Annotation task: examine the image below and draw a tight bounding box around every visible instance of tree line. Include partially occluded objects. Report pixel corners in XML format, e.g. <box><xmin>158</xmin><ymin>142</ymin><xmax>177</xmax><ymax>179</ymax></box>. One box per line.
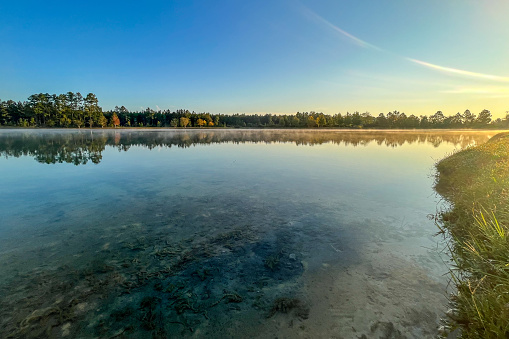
<box><xmin>1</xmin><ymin>92</ymin><xmax>508</xmax><ymax>129</ymax></box>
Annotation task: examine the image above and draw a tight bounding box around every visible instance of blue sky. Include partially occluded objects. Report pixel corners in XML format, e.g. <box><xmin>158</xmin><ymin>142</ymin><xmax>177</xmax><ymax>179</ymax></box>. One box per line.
<box><xmin>1</xmin><ymin>0</ymin><xmax>509</xmax><ymax>117</ymax></box>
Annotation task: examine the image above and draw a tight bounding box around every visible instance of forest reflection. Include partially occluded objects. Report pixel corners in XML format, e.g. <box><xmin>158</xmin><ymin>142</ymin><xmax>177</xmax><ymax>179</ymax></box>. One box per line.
<box><xmin>0</xmin><ymin>129</ymin><xmax>497</xmax><ymax>165</ymax></box>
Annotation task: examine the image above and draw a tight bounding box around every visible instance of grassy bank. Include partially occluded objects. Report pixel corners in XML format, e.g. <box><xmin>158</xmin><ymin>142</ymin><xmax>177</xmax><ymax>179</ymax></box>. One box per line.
<box><xmin>435</xmin><ymin>132</ymin><xmax>509</xmax><ymax>338</ymax></box>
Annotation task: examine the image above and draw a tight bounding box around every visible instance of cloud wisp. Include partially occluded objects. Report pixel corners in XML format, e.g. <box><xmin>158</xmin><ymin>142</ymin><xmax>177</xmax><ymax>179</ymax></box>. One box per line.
<box><xmin>300</xmin><ymin>5</ymin><xmax>382</xmax><ymax>51</ymax></box>
<box><xmin>302</xmin><ymin>5</ymin><xmax>509</xmax><ymax>84</ymax></box>
<box><xmin>408</xmin><ymin>58</ymin><xmax>509</xmax><ymax>83</ymax></box>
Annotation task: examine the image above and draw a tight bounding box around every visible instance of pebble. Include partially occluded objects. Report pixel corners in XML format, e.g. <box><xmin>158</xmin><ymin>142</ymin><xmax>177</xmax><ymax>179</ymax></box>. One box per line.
<box><xmin>289</xmin><ymin>253</ymin><xmax>296</xmax><ymax>260</ymax></box>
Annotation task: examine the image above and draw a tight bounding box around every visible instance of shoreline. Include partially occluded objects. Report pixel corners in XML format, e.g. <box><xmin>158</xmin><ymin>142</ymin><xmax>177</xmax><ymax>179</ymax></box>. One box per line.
<box><xmin>434</xmin><ymin>131</ymin><xmax>509</xmax><ymax>337</ymax></box>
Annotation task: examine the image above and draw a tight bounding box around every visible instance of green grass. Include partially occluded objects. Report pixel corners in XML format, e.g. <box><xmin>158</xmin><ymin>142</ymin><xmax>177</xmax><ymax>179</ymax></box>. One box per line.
<box><xmin>435</xmin><ymin>132</ymin><xmax>509</xmax><ymax>338</ymax></box>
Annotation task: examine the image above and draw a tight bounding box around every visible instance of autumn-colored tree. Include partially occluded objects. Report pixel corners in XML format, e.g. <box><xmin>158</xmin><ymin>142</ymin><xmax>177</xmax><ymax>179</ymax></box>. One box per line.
<box><xmin>98</xmin><ymin>115</ymin><xmax>108</xmax><ymax>128</ymax></box>
<box><xmin>111</xmin><ymin>113</ymin><xmax>120</xmax><ymax>128</ymax></box>
<box><xmin>208</xmin><ymin>121</ymin><xmax>214</xmax><ymax>127</ymax></box>
<box><xmin>180</xmin><ymin>117</ymin><xmax>190</xmax><ymax>128</ymax></box>
<box><xmin>316</xmin><ymin>114</ymin><xmax>326</xmax><ymax>127</ymax></box>
<box><xmin>196</xmin><ymin>118</ymin><xmax>205</xmax><ymax>127</ymax></box>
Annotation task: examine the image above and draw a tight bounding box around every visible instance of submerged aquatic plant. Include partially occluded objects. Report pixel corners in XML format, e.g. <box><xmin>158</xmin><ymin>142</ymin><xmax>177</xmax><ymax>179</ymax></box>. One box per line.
<box><xmin>266</xmin><ymin>297</ymin><xmax>309</xmax><ymax>320</ymax></box>
<box><xmin>264</xmin><ymin>252</ymin><xmax>281</xmax><ymax>271</ymax></box>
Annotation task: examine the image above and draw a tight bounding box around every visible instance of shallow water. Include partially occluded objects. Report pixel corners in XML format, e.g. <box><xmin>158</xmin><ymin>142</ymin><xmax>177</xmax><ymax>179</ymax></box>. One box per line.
<box><xmin>0</xmin><ymin>129</ymin><xmax>500</xmax><ymax>338</ymax></box>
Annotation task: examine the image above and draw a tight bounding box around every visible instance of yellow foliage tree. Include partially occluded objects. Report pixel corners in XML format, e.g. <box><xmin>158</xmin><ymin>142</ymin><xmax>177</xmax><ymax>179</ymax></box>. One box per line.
<box><xmin>179</xmin><ymin>117</ymin><xmax>190</xmax><ymax>128</ymax></box>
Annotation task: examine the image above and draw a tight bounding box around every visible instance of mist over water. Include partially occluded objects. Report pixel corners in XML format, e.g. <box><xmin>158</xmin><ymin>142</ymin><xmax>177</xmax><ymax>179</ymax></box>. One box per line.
<box><xmin>0</xmin><ymin>129</ymin><xmax>499</xmax><ymax>338</ymax></box>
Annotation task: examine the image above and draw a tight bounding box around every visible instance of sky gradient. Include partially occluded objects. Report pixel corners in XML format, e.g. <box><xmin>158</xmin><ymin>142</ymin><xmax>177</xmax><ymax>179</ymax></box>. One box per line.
<box><xmin>1</xmin><ymin>0</ymin><xmax>509</xmax><ymax>118</ymax></box>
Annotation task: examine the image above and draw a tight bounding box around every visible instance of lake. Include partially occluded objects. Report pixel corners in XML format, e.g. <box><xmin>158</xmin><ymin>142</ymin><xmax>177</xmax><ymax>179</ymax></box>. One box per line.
<box><xmin>0</xmin><ymin>129</ymin><xmax>499</xmax><ymax>338</ymax></box>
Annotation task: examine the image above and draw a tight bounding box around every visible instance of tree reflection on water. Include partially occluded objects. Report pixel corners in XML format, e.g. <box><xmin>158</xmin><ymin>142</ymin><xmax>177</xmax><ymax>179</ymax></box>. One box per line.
<box><xmin>0</xmin><ymin>129</ymin><xmax>497</xmax><ymax>165</ymax></box>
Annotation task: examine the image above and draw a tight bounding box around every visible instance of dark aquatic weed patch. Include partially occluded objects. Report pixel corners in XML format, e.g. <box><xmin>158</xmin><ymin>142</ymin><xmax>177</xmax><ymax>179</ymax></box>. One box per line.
<box><xmin>435</xmin><ymin>132</ymin><xmax>509</xmax><ymax>338</ymax></box>
<box><xmin>264</xmin><ymin>252</ymin><xmax>281</xmax><ymax>271</ymax></box>
<box><xmin>0</xmin><ymin>186</ymin><xmax>357</xmax><ymax>338</ymax></box>
<box><xmin>0</xmin><ymin>223</ymin><xmax>309</xmax><ymax>338</ymax></box>
<box><xmin>266</xmin><ymin>297</ymin><xmax>309</xmax><ymax>320</ymax></box>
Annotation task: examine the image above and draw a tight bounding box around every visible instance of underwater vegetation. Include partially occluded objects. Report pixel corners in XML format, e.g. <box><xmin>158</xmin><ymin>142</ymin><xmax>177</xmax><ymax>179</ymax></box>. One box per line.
<box><xmin>0</xmin><ymin>220</ymin><xmax>310</xmax><ymax>338</ymax></box>
<box><xmin>264</xmin><ymin>252</ymin><xmax>281</xmax><ymax>271</ymax></box>
<box><xmin>266</xmin><ymin>297</ymin><xmax>309</xmax><ymax>320</ymax></box>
